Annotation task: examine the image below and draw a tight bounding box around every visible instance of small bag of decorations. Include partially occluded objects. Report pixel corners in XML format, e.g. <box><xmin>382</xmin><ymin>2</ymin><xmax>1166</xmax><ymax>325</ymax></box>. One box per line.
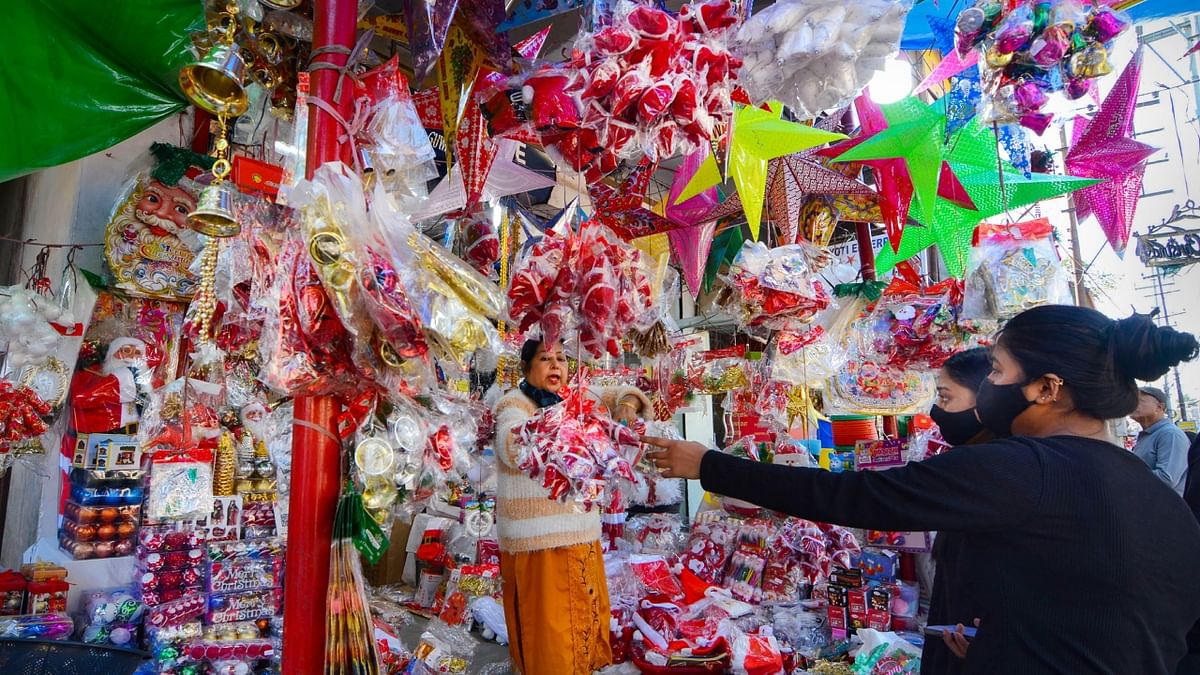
<box><xmin>692</xmin><ymin>346</ymin><xmax>751</xmax><ymax>395</ymax></box>
<box><xmin>858</xmin><ymin>263</ymin><xmax>964</xmax><ymax>369</ymax></box>
<box><xmin>358</xmin><ymin>56</ymin><xmax>439</xmax><ymax>196</ymax></box>
<box><xmin>962</xmin><ymin>218</ymin><xmax>1069</xmax><ymax>332</ymax></box>
<box><xmin>146</xmin><ymin>447</ymin><xmax>214</xmax><ymax>522</ymax></box>
<box><xmin>725</xmin><ymin>241</ymin><xmax>830</xmax><ymax>328</ymax></box>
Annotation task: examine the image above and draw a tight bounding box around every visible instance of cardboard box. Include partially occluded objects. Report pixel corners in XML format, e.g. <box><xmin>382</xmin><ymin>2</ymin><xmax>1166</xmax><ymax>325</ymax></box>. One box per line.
<box><xmin>364</xmin><ymin>516</ymin><xmax>415</xmax><ymax>587</ymax></box>
<box><xmin>868</xmin><ymin>608</ymin><xmax>892</xmax><ymax>631</ymax></box>
<box><xmin>866</xmin><ymin>530</ymin><xmax>933</xmax><ymax>553</ymax></box>
<box><xmin>854</xmin><ymin>439</ymin><xmax>906</xmax><ymax>471</ymax></box>
<box><xmin>827</xmin><ymin>604</ymin><xmax>849</xmax><ymax>638</ymax></box>
<box><xmin>827</xmin><ymin>583</ymin><xmax>849</xmax><ymax>608</ymax></box>
<box><xmin>854</xmin><ymin>549</ymin><xmax>899</xmax><ymax>582</ymax></box>
<box><xmin>848</xmin><ymin>587</ymin><xmax>868</xmax><ymax>613</ymax></box>
<box><xmin>829</xmin><ymin>567</ymin><xmax>864</xmax><ymax>588</ymax></box>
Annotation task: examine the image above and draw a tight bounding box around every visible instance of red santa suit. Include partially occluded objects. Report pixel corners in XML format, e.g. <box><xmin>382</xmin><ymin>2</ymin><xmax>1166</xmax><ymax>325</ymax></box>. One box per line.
<box><xmin>70</xmin><ymin>338</ymin><xmax>149</xmax><ymax>433</ymax></box>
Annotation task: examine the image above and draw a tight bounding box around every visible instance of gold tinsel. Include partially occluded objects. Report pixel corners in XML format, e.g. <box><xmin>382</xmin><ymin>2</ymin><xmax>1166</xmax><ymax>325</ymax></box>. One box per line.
<box><xmin>213</xmin><ymin>433</ymin><xmax>237</xmax><ymax>496</ymax></box>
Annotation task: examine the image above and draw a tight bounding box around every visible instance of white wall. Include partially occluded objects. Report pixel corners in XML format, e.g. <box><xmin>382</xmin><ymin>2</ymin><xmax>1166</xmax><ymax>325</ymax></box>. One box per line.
<box><xmin>2</xmin><ymin>113</ymin><xmax>191</xmax><ymax>591</ymax></box>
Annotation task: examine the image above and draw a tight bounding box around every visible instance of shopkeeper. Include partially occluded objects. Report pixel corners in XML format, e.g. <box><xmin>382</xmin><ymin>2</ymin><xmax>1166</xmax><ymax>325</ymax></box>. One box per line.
<box><xmin>493</xmin><ymin>339</ymin><xmax>650</xmax><ymax>675</ymax></box>
<box><xmin>645</xmin><ymin>305</ymin><xmax>1200</xmax><ymax>673</ymax></box>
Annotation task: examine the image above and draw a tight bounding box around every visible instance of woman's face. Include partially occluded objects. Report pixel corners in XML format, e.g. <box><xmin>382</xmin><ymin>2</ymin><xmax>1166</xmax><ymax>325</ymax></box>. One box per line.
<box><xmin>987</xmin><ymin>344</ymin><xmax>1026</xmax><ymax>386</ymax></box>
<box><xmin>525</xmin><ymin>342</ymin><xmax>566</xmax><ymax>391</ymax></box>
<box><xmin>936</xmin><ymin>368</ymin><xmax>978</xmax><ymax>413</ymax></box>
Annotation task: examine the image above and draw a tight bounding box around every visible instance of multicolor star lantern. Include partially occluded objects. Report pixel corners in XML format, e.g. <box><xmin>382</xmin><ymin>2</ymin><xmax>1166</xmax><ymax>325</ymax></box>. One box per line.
<box><xmin>662</xmin><ymin>147</ymin><xmax>720</xmax><ymax>298</ymax></box>
<box><xmin>700</xmin><ymin>151</ymin><xmax>874</xmax><ymax>245</ymax></box>
<box><xmin>680</xmin><ymin>103</ymin><xmax>847</xmax><ymax>240</ymax></box>
<box><xmin>1065</xmin><ymin>49</ymin><xmax>1157</xmax><ymax>256</ymax></box>
<box><xmin>875</xmin><ymin>117</ymin><xmax>1100</xmax><ymax>278</ymax></box>
<box><xmin>703</xmin><ymin>224</ymin><xmax>746</xmax><ymax>294</ymax></box>
<box><xmin>819</xmin><ymin>94</ymin><xmax>912</xmax><ymax>251</ymax></box>
<box><xmin>456</xmin><ymin>27</ymin><xmax>551</xmax><ymax>212</ymax></box>
<box><xmin>588</xmin><ymin>158</ymin><xmax>675</xmax><ymax>241</ymax></box>
<box><xmin>833</xmin><ymin>96</ymin><xmax>949</xmax><ymax>231</ymax></box>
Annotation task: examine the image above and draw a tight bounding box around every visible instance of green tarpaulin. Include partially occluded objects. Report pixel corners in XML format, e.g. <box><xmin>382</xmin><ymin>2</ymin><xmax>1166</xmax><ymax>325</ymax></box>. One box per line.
<box><xmin>0</xmin><ymin>1</ymin><xmax>204</xmax><ymax>183</ymax></box>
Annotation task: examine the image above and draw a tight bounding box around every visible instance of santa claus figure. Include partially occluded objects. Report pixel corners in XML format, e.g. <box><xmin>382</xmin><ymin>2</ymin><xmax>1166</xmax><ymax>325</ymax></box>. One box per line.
<box><xmin>104</xmin><ymin>176</ymin><xmax>200</xmax><ymax>300</ymax></box>
<box><xmin>70</xmin><ymin>338</ymin><xmax>153</xmax><ymax>434</ymax></box>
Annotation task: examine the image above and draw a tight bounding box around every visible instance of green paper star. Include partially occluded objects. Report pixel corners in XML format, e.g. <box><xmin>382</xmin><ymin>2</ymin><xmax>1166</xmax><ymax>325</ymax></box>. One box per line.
<box><xmin>703</xmin><ymin>225</ymin><xmax>745</xmax><ymax>293</ymax></box>
<box><xmin>875</xmin><ymin>119</ymin><xmax>1100</xmax><ymax>277</ymax></box>
<box><xmin>834</xmin><ymin>97</ymin><xmax>947</xmax><ymax>226</ymax></box>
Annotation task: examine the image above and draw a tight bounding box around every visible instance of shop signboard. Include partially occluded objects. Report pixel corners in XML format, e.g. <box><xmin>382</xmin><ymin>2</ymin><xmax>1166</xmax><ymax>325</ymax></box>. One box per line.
<box><xmin>1135</xmin><ymin>228</ymin><xmax>1200</xmax><ymax>268</ymax></box>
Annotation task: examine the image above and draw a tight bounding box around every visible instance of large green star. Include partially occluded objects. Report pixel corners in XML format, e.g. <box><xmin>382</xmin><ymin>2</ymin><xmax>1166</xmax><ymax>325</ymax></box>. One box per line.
<box><xmin>876</xmin><ymin>119</ymin><xmax>1100</xmax><ymax>278</ymax></box>
<box><xmin>834</xmin><ymin>97</ymin><xmax>948</xmax><ymax>226</ymax></box>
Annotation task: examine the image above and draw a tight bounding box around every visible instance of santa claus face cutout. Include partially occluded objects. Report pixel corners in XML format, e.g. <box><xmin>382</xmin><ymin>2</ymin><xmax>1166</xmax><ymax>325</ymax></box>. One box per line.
<box><xmin>104</xmin><ymin>176</ymin><xmax>200</xmax><ymax>301</ymax></box>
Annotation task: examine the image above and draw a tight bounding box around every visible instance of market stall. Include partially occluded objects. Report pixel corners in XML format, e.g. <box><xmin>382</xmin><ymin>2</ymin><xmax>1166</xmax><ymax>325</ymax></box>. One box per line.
<box><xmin>0</xmin><ymin>0</ymin><xmax>1181</xmax><ymax>673</ymax></box>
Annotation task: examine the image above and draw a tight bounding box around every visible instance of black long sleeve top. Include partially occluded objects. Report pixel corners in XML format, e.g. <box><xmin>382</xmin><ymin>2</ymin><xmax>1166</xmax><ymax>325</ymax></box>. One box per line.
<box><xmin>699</xmin><ymin>436</ymin><xmax>1200</xmax><ymax>674</ymax></box>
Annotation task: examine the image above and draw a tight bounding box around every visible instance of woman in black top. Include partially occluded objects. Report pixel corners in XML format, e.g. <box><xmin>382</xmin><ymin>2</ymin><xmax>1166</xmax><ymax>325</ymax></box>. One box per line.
<box><xmin>645</xmin><ymin>306</ymin><xmax>1200</xmax><ymax>674</ymax></box>
<box><xmin>924</xmin><ymin>347</ymin><xmax>992</xmax><ymax>675</ymax></box>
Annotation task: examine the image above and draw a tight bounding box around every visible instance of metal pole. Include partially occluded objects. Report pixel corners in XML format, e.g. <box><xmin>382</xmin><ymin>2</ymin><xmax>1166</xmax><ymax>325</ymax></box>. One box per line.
<box><xmin>1152</xmin><ymin>270</ymin><xmax>1189</xmax><ymax>421</ymax></box>
<box><xmin>1059</xmin><ymin>125</ymin><xmax>1090</xmax><ymax>308</ymax></box>
<box><xmin>282</xmin><ymin>0</ymin><xmax>356</xmax><ymax>672</ymax></box>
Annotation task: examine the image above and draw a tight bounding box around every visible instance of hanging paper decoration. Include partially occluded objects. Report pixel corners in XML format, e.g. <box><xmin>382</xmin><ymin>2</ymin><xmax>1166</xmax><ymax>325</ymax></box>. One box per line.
<box><xmin>996</xmin><ymin>123</ymin><xmax>1032</xmax><ymax>179</ymax></box>
<box><xmin>834</xmin><ymin>96</ymin><xmax>948</xmax><ymax>228</ymax></box>
<box><xmin>415</xmin><ymin>139</ymin><xmax>557</xmax><ymax>221</ymax></box>
<box><xmin>668</xmin><ymin>221</ymin><xmax>717</xmax><ymax>298</ymax></box>
<box><xmin>435</xmin><ymin>25</ymin><xmax>484</xmax><ymax>169</ymax></box>
<box><xmin>700</xmin><ymin>104</ymin><xmax>847</xmax><ymax>240</ymax></box>
<box><xmin>702</xmin><ymin>151</ymin><xmax>873</xmax><ymax>245</ymax></box>
<box><xmin>874</xmin><ymin>117</ymin><xmax>1099</xmax><ymax>277</ymax></box>
<box><xmin>1064</xmin><ymin>49</ymin><xmax>1156</xmax><ymax>256</ymax></box>
<box><xmin>407</xmin><ymin>0</ymin><xmax>460</xmax><ymax>84</ymax></box>
<box><xmin>664</xmin><ymin>147</ymin><xmax>719</xmax><ymax>227</ymax></box>
<box><xmin>588</xmin><ymin>159</ymin><xmax>676</xmax><ymax>241</ymax></box>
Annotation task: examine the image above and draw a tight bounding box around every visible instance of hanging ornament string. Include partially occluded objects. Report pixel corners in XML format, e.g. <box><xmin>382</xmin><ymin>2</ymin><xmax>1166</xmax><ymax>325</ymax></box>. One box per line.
<box><xmin>23</xmin><ymin>246</ymin><xmax>52</xmax><ymax>295</ymax></box>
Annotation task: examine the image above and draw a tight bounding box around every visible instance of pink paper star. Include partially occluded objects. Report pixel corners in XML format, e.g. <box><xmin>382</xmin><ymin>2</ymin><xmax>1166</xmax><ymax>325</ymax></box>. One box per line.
<box><xmin>1065</xmin><ymin>49</ymin><xmax>1157</xmax><ymax>256</ymax></box>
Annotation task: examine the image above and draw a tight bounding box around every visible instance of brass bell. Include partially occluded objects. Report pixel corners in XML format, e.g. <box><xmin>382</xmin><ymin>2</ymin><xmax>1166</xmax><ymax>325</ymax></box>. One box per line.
<box><xmin>179</xmin><ymin>43</ymin><xmax>249</xmax><ymax>117</ymax></box>
<box><xmin>188</xmin><ymin>181</ymin><xmax>242</xmax><ymax>237</ymax></box>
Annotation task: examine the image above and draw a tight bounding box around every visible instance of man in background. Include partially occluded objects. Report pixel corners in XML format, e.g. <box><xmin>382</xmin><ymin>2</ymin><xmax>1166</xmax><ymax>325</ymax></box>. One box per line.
<box><xmin>1131</xmin><ymin>386</ymin><xmax>1190</xmax><ymax>497</ymax></box>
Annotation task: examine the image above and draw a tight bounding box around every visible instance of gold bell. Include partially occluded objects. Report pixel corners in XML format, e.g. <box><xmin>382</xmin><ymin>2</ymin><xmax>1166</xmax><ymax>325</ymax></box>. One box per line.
<box><xmin>179</xmin><ymin>43</ymin><xmax>250</xmax><ymax>117</ymax></box>
<box><xmin>188</xmin><ymin>182</ymin><xmax>242</xmax><ymax>237</ymax></box>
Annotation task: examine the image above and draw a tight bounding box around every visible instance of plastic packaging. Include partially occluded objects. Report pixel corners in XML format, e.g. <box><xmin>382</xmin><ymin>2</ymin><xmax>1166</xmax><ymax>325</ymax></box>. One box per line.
<box><xmin>146</xmin><ymin>448</ymin><xmax>214</xmax><ymax>522</ymax></box>
<box><xmin>0</xmin><ymin>612</ymin><xmax>73</xmax><ymax>640</ymax></box>
<box><xmin>735</xmin><ymin>0</ymin><xmax>913</xmax><ymax>118</ymax></box>
<box><xmin>961</xmin><ymin>218</ymin><xmax>1069</xmax><ymax>332</ymax></box>
<box><xmin>858</xmin><ymin>267</ymin><xmax>964</xmax><ymax>369</ymax></box>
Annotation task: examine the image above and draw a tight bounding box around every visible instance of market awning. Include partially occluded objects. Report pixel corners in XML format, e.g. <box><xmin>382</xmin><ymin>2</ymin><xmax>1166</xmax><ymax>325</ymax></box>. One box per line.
<box><xmin>0</xmin><ymin>0</ymin><xmax>204</xmax><ymax>183</ymax></box>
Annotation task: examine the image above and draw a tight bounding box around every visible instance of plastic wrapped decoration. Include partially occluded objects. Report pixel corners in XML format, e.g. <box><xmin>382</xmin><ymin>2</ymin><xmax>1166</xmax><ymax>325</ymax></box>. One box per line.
<box><xmin>512</xmin><ymin>388</ymin><xmax>643</xmax><ymax>511</ymax></box>
<box><xmin>80</xmin><ymin>589</ymin><xmax>145</xmax><ymax>646</ymax></box>
<box><xmin>858</xmin><ymin>265</ymin><xmax>965</xmax><ymax>369</ymax></box>
<box><xmin>735</xmin><ymin>0</ymin><xmax>913</xmax><ymax>118</ymax></box>
<box><xmin>961</xmin><ymin>218</ymin><xmax>1068</xmax><ymax>334</ymax></box>
<box><xmin>725</xmin><ymin>241</ymin><xmax>831</xmax><ymax>330</ymax></box>
<box><xmin>0</xmin><ymin>613</ymin><xmax>74</xmax><ymax>640</ymax></box>
<box><xmin>146</xmin><ymin>447</ymin><xmax>215</xmax><ymax>522</ymax></box>
<box><xmin>505</xmin><ymin>220</ymin><xmax>658</xmax><ymax>359</ymax></box>
<box><xmin>955</xmin><ymin>0</ymin><xmax>1131</xmax><ymax>130</ymax></box>
<box><xmin>766</xmin><ymin>326</ymin><xmax>846</xmax><ymax>388</ymax></box>
<box><xmin>483</xmin><ymin>0</ymin><xmax>744</xmax><ymax>176</ymax></box>
<box><xmin>691</xmin><ymin>346</ymin><xmax>751</xmax><ymax>395</ymax></box>
<box><xmin>459</xmin><ymin>210</ymin><xmax>500</xmax><ymax>279</ymax></box>
<box><xmin>673</xmin><ymin>514</ymin><xmax>739</xmax><ymax>585</ymax></box>
<box><xmin>358</xmin><ymin>56</ymin><xmax>439</xmax><ymax>197</ymax></box>
<box><xmin>630</xmin><ymin>421</ymin><xmax>686</xmax><ymax>509</ymax></box>
<box><xmin>138</xmin><ymin>376</ymin><xmax>225</xmax><ymax>453</ymax></box>
<box><xmin>374</xmin><ymin>189</ymin><xmax>504</xmax><ymax>370</ymax></box>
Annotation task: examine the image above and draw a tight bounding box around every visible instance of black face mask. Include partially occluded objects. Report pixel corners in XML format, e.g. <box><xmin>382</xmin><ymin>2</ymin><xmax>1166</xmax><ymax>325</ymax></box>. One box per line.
<box><xmin>975</xmin><ymin>380</ymin><xmax>1033</xmax><ymax>437</ymax></box>
<box><xmin>930</xmin><ymin>405</ymin><xmax>985</xmax><ymax>446</ymax></box>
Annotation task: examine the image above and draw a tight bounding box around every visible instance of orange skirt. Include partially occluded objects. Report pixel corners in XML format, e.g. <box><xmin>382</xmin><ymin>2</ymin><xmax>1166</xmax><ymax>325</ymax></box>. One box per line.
<box><xmin>500</xmin><ymin>540</ymin><xmax>613</xmax><ymax>675</ymax></box>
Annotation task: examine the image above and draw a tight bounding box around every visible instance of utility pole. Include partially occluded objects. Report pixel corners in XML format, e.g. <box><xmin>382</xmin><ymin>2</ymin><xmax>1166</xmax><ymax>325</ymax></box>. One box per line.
<box><xmin>1135</xmin><ymin>269</ymin><xmax>1189</xmax><ymax>421</ymax></box>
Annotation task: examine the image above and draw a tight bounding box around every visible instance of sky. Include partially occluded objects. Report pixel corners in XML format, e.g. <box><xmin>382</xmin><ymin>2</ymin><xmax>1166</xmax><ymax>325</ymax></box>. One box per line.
<box><xmin>1041</xmin><ymin>14</ymin><xmax>1200</xmax><ymax>419</ymax></box>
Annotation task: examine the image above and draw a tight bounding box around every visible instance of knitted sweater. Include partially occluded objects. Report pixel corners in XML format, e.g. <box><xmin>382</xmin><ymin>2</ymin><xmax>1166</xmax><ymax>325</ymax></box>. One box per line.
<box><xmin>494</xmin><ymin>385</ymin><xmax>650</xmax><ymax>554</ymax></box>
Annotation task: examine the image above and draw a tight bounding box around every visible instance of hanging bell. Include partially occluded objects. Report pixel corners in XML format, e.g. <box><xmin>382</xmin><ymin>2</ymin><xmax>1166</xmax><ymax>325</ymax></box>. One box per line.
<box><xmin>179</xmin><ymin>43</ymin><xmax>249</xmax><ymax>117</ymax></box>
<box><xmin>188</xmin><ymin>182</ymin><xmax>242</xmax><ymax>237</ymax></box>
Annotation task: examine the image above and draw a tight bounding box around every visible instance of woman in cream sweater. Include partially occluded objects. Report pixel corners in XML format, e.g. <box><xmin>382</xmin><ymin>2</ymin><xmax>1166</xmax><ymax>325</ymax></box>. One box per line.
<box><xmin>494</xmin><ymin>339</ymin><xmax>649</xmax><ymax>675</ymax></box>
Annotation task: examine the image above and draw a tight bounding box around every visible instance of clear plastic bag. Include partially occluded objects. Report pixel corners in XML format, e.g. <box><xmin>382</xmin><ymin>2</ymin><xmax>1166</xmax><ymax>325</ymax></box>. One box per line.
<box><xmin>962</xmin><ymin>219</ymin><xmax>1069</xmax><ymax>332</ymax></box>
<box><xmin>735</xmin><ymin>0</ymin><xmax>912</xmax><ymax>118</ymax></box>
<box><xmin>146</xmin><ymin>447</ymin><xmax>214</xmax><ymax>522</ymax></box>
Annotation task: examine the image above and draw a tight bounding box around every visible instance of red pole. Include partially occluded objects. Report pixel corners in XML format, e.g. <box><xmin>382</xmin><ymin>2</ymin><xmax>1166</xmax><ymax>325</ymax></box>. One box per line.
<box><xmin>282</xmin><ymin>1</ymin><xmax>356</xmax><ymax>673</ymax></box>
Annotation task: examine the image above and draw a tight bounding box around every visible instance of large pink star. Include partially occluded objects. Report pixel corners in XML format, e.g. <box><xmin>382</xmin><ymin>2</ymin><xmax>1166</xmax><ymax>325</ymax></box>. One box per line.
<box><xmin>1065</xmin><ymin>49</ymin><xmax>1157</xmax><ymax>256</ymax></box>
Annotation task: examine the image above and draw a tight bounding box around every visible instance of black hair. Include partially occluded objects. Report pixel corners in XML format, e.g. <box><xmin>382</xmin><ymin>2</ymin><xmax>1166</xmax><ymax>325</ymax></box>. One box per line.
<box><xmin>519</xmin><ymin>339</ymin><xmax>541</xmax><ymax>374</ymax></box>
<box><xmin>997</xmin><ymin>305</ymin><xmax>1199</xmax><ymax>420</ymax></box>
<box><xmin>942</xmin><ymin>347</ymin><xmax>991</xmax><ymax>393</ymax></box>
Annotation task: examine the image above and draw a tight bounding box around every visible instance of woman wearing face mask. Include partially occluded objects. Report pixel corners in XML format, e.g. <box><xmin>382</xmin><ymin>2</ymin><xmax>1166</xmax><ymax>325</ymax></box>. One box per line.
<box><xmin>644</xmin><ymin>306</ymin><xmax>1200</xmax><ymax>673</ymax></box>
<box><xmin>494</xmin><ymin>339</ymin><xmax>649</xmax><ymax>675</ymax></box>
<box><xmin>923</xmin><ymin>347</ymin><xmax>991</xmax><ymax>675</ymax></box>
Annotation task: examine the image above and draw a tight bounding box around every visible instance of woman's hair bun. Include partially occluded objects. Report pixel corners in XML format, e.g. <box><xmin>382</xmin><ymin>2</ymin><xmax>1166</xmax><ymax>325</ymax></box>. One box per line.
<box><xmin>1110</xmin><ymin>312</ymin><xmax>1200</xmax><ymax>382</ymax></box>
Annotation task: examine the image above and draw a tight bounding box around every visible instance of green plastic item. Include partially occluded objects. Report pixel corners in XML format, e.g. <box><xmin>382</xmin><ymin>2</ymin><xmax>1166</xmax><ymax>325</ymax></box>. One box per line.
<box><xmin>0</xmin><ymin>1</ymin><xmax>204</xmax><ymax>183</ymax></box>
